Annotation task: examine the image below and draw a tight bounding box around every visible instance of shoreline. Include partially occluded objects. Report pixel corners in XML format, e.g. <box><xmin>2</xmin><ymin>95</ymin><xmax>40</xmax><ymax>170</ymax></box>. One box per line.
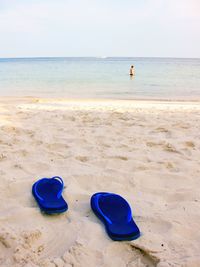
<box><xmin>1</xmin><ymin>95</ymin><xmax>200</xmax><ymax>103</ymax></box>
<box><xmin>1</xmin><ymin>95</ymin><xmax>200</xmax><ymax>105</ymax></box>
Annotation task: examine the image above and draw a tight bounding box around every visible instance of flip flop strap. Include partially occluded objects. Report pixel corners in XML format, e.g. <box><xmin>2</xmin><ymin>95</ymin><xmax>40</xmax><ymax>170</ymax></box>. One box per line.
<box><xmin>95</xmin><ymin>194</ymin><xmax>113</xmax><ymax>224</ymax></box>
<box><xmin>34</xmin><ymin>176</ymin><xmax>64</xmax><ymax>201</ymax></box>
<box><xmin>51</xmin><ymin>176</ymin><xmax>64</xmax><ymax>198</ymax></box>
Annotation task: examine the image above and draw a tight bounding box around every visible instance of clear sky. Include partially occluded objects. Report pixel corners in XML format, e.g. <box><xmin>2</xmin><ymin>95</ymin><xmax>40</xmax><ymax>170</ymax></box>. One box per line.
<box><xmin>0</xmin><ymin>0</ymin><xmax>199</xmax><ymax>58</ymax></box>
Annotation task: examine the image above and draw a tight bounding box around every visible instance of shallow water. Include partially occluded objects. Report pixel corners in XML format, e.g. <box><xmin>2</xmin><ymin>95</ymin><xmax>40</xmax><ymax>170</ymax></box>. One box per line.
<box><xmin>0</xmin><ymin>57</ymin><xmax>200</xmax><ymax>100</ymax></box>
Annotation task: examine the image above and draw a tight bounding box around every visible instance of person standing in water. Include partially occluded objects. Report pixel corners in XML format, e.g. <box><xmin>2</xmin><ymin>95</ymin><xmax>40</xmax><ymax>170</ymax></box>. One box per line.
<box><xmin>129</xmin><ymin>65</ymin><xmax>135</xmax><ymax>76</ymax></box>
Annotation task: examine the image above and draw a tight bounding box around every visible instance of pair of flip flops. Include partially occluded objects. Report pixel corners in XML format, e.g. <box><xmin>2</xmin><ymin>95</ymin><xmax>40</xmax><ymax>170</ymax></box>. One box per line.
<box><xmin>32</xmin><ymin>176</ymin><xmax>140</xmax><ymax>241</ymax></box>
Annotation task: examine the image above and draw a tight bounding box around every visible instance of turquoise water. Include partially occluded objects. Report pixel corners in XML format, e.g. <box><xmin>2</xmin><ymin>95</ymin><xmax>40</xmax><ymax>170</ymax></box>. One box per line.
<box><xmin>0</xmin><ymin>57</ymin><xmax>200</xmax><ymax>100</ymax></box>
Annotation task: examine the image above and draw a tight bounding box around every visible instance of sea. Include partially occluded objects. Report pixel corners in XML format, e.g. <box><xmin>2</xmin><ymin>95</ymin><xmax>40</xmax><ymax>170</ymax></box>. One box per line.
<box><xmin>0</xmin><ymin>57</ymin><xmax>200</xmax><ymax>100</ymax></box>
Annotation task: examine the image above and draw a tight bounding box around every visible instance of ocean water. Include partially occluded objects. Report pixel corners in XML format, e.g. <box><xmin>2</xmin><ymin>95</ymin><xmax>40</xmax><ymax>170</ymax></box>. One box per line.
<box><xmin>0</xmin><ymin>57</ymin><xmax>200</xmax><ymax>100</ymax></box>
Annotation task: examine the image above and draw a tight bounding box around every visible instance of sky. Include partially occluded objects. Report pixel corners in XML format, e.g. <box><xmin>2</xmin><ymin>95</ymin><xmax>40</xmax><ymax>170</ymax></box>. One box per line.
<box><xmin>0</xmin><ymin>0</ymin><xmax>199</xmax><ymax>58</ymax></box>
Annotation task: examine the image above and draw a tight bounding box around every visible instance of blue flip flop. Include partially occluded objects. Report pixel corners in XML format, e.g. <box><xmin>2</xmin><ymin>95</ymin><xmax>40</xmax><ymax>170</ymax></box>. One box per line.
<box><xmin>91</xmin><ymin>192</ymin><xmax>140</xmax><ymax>241</ymax></box>
<box><xmin>32</xmin><ymin>176</ymin><xmax>68</xmax><ymax>214</ymax></box>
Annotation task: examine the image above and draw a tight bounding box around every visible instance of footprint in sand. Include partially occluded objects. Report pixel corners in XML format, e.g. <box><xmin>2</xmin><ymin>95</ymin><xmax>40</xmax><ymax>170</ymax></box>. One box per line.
<box><xmin>184</xmin><ymin>141</ymin><xmax>195</xmax><ymax>148</ymax></box>
<box><xmin>162</xmin><ymin>143</ymin><xmax>180</xmax><ymax>154</ymax></box>
<box><xmin>111</xmin><ymin>156</ymin><xmax>128</xmax><ymax>161</ymax></box>
<box><xmin>156</xmin><ymin>127</ymin><xmax>168</xmax><ymax>132</ymax></box>
<box><xmin>75</xmin><ymin>156</ymin><xmax>89</xmax><ymax>163</ymax></box>
<box><xmin>47</xmin><ymin>143</ymin><xmax>69</xmax><ymax>151</ymax></box>
<box><xmin>101</xmin><ymin>143</ymin><xmax>111</xmax><ymax>148</ymax></box>
<box><xmin>146</xmin><ymin>141</ymin><xmax>160</xmax><ymax>148</ymax></box>
<box><xmin>137</xmin><ymin>165</ymin><xmax>149</xmax><ymax>171</ymax></box>
<box><xmin>117</xmin><ymin>156</ymin><xmax>128</xmax><ymax>161</ymax></box>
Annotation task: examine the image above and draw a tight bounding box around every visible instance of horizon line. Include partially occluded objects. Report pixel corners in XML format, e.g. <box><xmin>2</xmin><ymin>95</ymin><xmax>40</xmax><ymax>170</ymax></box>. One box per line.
<box><xmin>0</xmin><ymin>56</ymin><xmax>200</xmax><ymax>60</ymax></box>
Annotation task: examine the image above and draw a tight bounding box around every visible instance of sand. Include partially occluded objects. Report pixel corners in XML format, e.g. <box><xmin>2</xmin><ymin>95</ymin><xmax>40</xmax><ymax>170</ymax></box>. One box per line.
<box><xmin>0</xmin><ymin>97</ymin><xmax>200</xmax><ymax>267</ymax></box>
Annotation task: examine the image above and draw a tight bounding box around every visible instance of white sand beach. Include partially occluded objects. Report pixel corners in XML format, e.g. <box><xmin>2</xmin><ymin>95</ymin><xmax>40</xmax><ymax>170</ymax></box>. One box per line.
<box><xmin>0</xmin><ymin>97</ymin><xmax>200</xmax><ymax>267</ymax></box>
